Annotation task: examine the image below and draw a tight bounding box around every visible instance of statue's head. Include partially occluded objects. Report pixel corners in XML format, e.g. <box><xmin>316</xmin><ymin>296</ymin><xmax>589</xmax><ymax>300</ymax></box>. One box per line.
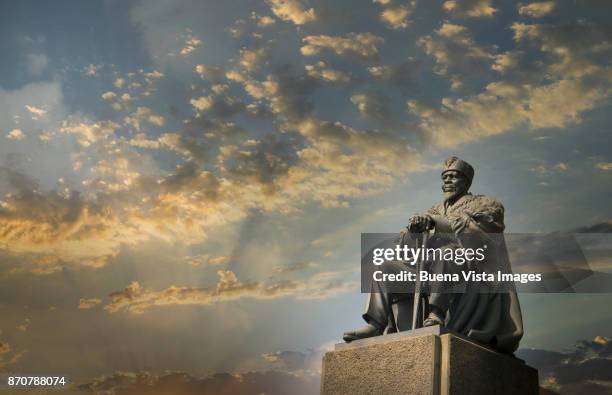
<box><xmin>441</xmin><ymin>156</ymin><xmax>473</xmax><ymax>202</ymax></box>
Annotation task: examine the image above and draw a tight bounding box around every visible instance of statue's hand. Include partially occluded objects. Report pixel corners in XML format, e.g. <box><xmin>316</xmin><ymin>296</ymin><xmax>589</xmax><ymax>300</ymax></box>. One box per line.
<box><xmin>408</xmin><ymin>214</ymin><xmax>435</xmax><ymax>233</ymax></box>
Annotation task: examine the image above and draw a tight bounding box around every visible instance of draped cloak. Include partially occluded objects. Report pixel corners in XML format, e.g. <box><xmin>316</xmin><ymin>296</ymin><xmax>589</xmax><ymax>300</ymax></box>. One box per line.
<box><xmin>423</xmin><ymin>193</ymin><xmax>524</xmax><ymax>353</ymax></box>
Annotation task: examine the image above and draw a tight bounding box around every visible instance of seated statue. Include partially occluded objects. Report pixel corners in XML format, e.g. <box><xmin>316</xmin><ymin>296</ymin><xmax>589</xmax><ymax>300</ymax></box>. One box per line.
<box><xmin>343</xmin><ymin>156</ymin><xmax>524</xmax><ymax>354</ymax></box>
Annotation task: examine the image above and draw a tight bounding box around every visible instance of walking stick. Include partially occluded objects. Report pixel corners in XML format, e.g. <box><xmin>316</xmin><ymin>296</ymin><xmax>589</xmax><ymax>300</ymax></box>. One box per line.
<box><xmin>411</xmin><ymin>230</ymin><xmax>430</xmax><ymax>330</ymax></box>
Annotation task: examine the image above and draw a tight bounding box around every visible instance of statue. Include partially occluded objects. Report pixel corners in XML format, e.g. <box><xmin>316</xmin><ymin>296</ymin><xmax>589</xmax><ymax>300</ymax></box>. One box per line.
<box><xmin>343</xmin><ymin>156</ymin><xmax>524</xmax><ymax>354</ymax></box>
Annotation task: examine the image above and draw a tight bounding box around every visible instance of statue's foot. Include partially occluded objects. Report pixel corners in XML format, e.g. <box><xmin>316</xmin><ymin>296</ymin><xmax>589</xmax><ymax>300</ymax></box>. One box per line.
<box><xmin>343</xmin><ymin>323</ymin><xmax>383</xmax><ymax>342</ymax></box>
<box><xmin>423</xmin><ymin>311</ymin><xmax>444</xmax><ymax>327</ymax></box>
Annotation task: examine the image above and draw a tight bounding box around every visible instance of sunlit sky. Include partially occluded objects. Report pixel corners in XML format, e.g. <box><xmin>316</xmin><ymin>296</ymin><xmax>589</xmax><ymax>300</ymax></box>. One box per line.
<box><xmin>0</xmin><ymin>0</ymin><xmax>611</xmax><ymax>393</ymax></box>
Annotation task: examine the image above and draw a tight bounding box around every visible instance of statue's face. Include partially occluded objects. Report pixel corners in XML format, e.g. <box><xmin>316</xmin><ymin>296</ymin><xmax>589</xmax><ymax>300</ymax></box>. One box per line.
<box><xmin>441</xmin><ymin>170</ymin><xmax>470</xmax><ymax>201</ymax></box>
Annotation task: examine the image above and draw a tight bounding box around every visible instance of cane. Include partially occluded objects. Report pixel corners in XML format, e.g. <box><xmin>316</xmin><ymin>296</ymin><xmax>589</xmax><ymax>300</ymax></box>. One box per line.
<box><xmin>411</xmin><ymin>229</ymin><xmax>430</xmax><ymax>330</ymax></box>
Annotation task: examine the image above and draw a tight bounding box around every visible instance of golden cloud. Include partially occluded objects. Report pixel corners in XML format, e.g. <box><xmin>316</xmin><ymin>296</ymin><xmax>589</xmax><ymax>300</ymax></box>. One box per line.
<box><xmin>518</xmin><ymin>1</ymin><xmax>557</xmax><ymax>18</ymax></box>
<box><xmin>104</xmin><ymin>269</ymin><xmax>357</xmax><ymax>314</ymax></box>
<box><xmin>267</xmin><ymin>0</ymin><xmax>317</xmax><ymax>25</ymax></box>
<box><xmin>443</xmin><ymin>0</ymin><xmax>497</xmax><ymax>18</ymax></box>
<box><xmin>301</xmin><ymin>33</ymin><xmax>384</xmax><ymax>60</ymax></box>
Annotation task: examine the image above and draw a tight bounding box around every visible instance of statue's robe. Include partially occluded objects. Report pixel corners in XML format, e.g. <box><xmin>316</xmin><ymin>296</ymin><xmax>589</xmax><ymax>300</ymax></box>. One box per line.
<box><xmin>363</xmin><ymin>193</ymin><xmax>523</xmax><ymax>354</ymax></box>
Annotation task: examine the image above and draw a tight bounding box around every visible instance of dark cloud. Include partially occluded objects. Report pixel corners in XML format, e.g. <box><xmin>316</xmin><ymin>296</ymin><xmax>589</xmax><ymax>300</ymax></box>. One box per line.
<box><xmin>512</xmin><ymin>20</ymin><xmax>612</xmax><ymax>78</ymax></box>
<box><xmin>418</xmin><ymin>23</ymin><xmax>494</xmax><ymax>78</ymax></box>
<box><xmin>367</xmin><ymin>59</ymin><xmax>422</xmax><ymax>94</ymax></box>
<box><xmin>195</xmin><ymin>64</ymin><xmax>227</xmax><ymax>83</ymax></box>
<box><xmin>350</xmin><ymin>92</ymin><xmax>392</xmax><ymax>122</ymax></box>
<box><xmin>77</xmin><ymin>369</ymin><xmax>319</xmax><ymax>395</ymax></box>
<box><xmin>159</xmin><ymin>161</ymin><xmax>220</xmax><ymax>200</ymax></box>
<box><xmin>162</xmin><ymin>117</ymin><xmax>249</xmax><ymax>163</ymax></box>
<box><xmin>218</xmin><ymin>134</ymin><xmax>301</xmax><ymax>187</ymax></box>
<box><xmin>491</xmin><ymin>49</ymin><xmax>548</xmax><ymax>83</ymax></box>
<box><xmin>518</xmin><ymin>335</ymin><xmax>612</xmax><ymax>394</ymax></box>
<box><xmin>0</xmin><ymin>166</ymin><xmax>106</xmax><ymax>247</ymax></box>
<box><xmin>571</xmin><ymin>221</ymin><xmax>612</xmax><ymax>233</ymax></box>
<box><xmin>270</xmin><ymin>72</ymin><xmax>319</xmax><ymax>120</ymax></box>
<box><xmin>190</xmin><ymin>93</ymin><xmax>246</xmax><ymax>119</ymax></box>
<box><xmin>241</xmin><ymin>68</ymin><xmax>320</xmax><ymax>121</ymax></box>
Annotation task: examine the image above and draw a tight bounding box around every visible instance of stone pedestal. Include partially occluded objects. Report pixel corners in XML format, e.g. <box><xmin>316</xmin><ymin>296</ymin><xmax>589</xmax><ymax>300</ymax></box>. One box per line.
<box><xmin>321</xmin><ymin>326</ymin><xmax>538</xmax><ymax>395</ymax></box>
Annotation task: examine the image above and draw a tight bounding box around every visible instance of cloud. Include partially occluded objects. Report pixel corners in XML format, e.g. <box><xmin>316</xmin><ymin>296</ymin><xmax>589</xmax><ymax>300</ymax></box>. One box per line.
<box><xmin>351</xmin><ymin>92</ymin><xmax>392</xmax><ymax>121</ymax></box>
<box><xmin>17</xmin><ymin>318</ymin><xmax>31</xmax><ymax>332</ymax></box>
<box><xmin>518</xmin><ymin>1</ymin><xmax>557</xmax><ymax>18</ymax></box>
<box><xmin>301</xmin><ymin>33</ymin><xmax>384</xmax><ymax>61</ymax></box>
<box><xmin>410</xmin><ymin>17</ymin><xmax>612</xmax><ymax>148</ymax></box>
<box><xmin>17</xmin><ymin>9</ymin><xmax>608</xmax><ymax>284</ymax></box>
<box><xmin>190</xmin><ymin>93</ymin><xmax>245</xmax><ymax>118</ymax></box>
<box><xmin>240</xmin><ymin>71</ymin><xmax>319</xmax><ymax>120</ymax></box>
<box><xmin>0</xmin><ymin>341</ymin><xmax>26</xmax><ymax>369</ymax></box>
<box><xmin>25</xmin><ymin>53</ymin><xmax>47</xmax><ymax>76</ymax></box>
<box><xmin>518</xmin><ymin>334</ymin><xmax>612</xmax><ymax>394</ymax></box>
<box><xmin>217</xmin><ymin>134</ymin><xmax>300</xmax><ymax>186</ymax></box>
<box><xmin>530</xmin><ymin>162</ymin><xmax>569</xmax><ymax>174</ymax></box>
<box><xmin>83</xmin><ymin>64</ymin><xmax>102</xmax><ymax>76</ymax></box>
<box><xmin>0</xmin><ymin>170</ymin><xmax>122</xmax><ymax>267</ymax></box>
<box><xmin>595</xmin><ymin>162</ymin><xmax>612</xmax><ymax>171</ymax></box>
<box><xmin>511</xmin><ymin>20</ymin><xmax>612</xmax><ymax>78</ymax></box>
<box><xmin>275</xmin><ymin>117</ymin><xmax>422</xmax><ymax>208</ymax></box>
<box><xmin>104</xmin><ymin>269</ymin><xmax>356</xmax><ymax>314</ymax></box>
<box><xmin>0</xmin><ymin>342</ymin><xmax>11</xmax><ymax>356</ymax></box>
<box><xmin>156</xmin><ymin>117</ymin><xmax>248</xmax><ymax>163</ymax></box>
<box><xmin>180</xmin><ymin>34</ymin><xmax>202</xmax><ymax>56</ymax></box>
<box><xmin>124</xmin><ymin>107</ymin><xmax>165</xmax><ymax>131</ymax></box>
<box><xmin>0</xmin><ymin>150</ymin><xmax>160</xmax><ymax>273</ymax></box>
<box><xmin>78</xmin><ymin>298</ymin><xmax>102</xmax><ymax>309</ymax></box>
<box><xmin>0</xmin><ymin>80</ymin><xmax>65</xmax><ymax>143</ymax></box>
<box><xmin>304</xmin><ymin>61</ymin><xmax>351</xmax><ymax>83</ymax></box>
<box><xmin>25</xmin><ymin>105</ymin><xmax>47</xmax><ymax>118</ymax></box>
<box><xmin>252</xmin><ymin>13</ymin><xmax>276</xmax><ymax>28</ymax></box>
<box><xmin>78</xmin><ymin>369</ymin><xmax>319</xmax><ymax>395</ymax></box>
<box><xmin>261</xmin><ymin>343</ymin><xmax>331</xmax><ymax>375</ymax></box>
<box><xmin>266</xmin><ymin>0</ymin><xmax>317</xmax><ymax>25</ymax></box>
<box><xmin>6</xmin><ymin>128</ymin><xmax>25</xmax><ymax>140</ymax></box>
<box><xmin>275</xmin><ymin>260</ymin><xmax>319</xmax><ymax>273</ymax></box>
<box><xmin>102</xmin><ymin>91</ymin><xmax>137</xmax><ymax>112</ymax></box>
<box><xmin>195</xmin><ymin>64</ymin><xmax>227</xmax><ymax>82</ymax></box>
<box><xmin>239</xmin><ymin>46</ymin><xmax>272</xmax><ymax>72</ymax></box>
<box><xmin>261</xmin><ymin>350</ymin><xmax>307</xmax><ymax>369</ymax></box>
<box><xmin>60</xmin><ymin>119</ymin><xmax>120</xmax><ymax>147</ymax></box>
<box><xmin>368</xmin><ymin>59</ymin><xmax>421</xmax><ymax>85</ymax></box>
<box><xmin>76</xmin><ymin>341</ymin><xmax>331</xmax><ymax>394</ymax></box>
<box><xmin>0</xmin><ymin>336</ymin><xmax>26</xmax><ymax>369</ymax></box>
<box><xmin>101</xmin><ymin>91</ymin><xmax>117</xmax><ymax>101</ymax></box>
<box><xmin>9</xmin><ymin>255</ymin><xmax>64</xmax><ymax>275</ymax></box>
<box><xmin>378</xmin><ymin>2</ymin><xmax>416</xmax><ymax>30</ymax></box>
<box><xmin>443</xmin><ymin>0</ymin><xmax>497</xmax><ymax>18</ymax></box>
<box><xmin>185</xmin><ymin>254</ymin><xmax>230</xmax><ymax>266</ymax></box>
<box><xmin>0</xmin><ymin>68</ymin><xmax>418</xmax><ymax>278</ymax></box>
<box><xmin>491</xmin><ymin>50</ymin><xmax>546</xmax><ymax>83</ymax></box>
<box><xmin>144</xmin><ymin>70</ymin><xmax>164</xmax><ymax>79</ymax></box>
<box><xmin>418</xmin><ymin>23</ymin><xmax>494</xmax><ymax>76</ymax></box>
<box><xmin>408</xmin><ymin>76</ymin><xmax>610</xmax><ymax>147</ymax></box>
<box><xmin>114</xmin><ymin>77</ymin><xmax>126</xmax><ymax>88</ymax></box>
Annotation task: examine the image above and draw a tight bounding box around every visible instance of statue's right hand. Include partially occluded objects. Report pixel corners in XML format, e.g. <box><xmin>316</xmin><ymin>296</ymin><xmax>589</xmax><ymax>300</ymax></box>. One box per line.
<box><xmin>408</xmin><ymin>214</ymin><xmax>434</xmax><ymax>233</ymax></box>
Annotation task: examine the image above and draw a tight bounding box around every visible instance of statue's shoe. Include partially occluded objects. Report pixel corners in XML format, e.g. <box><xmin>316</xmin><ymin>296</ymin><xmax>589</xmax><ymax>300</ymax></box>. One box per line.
<box><xmin>343</xmin><ymin>323</ymin><xmax>383</xmax><ymax>342</ymax></box>
<box><xmin>423</xmin><ymin>312</ymin><xmax>444</xmax><ymax>327</ymax></box>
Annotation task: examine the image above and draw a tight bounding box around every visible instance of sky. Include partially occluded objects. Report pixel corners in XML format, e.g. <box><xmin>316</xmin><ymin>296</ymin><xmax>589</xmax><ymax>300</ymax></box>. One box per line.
<box><xmin>0</xmin><ymin>0</ymin><xmax>611</xmax><ymax>394</ymax></box>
